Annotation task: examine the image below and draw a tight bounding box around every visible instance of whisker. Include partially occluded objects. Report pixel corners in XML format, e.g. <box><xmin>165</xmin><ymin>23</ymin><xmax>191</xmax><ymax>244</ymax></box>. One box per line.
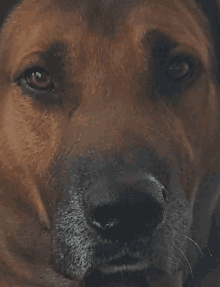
<box><xmin>175</xmin><ymin>246</ymin><xmax>193</xmax><ymax>278</ymax></box>
<box><xmin>185</xmin><ymin>236</ymin><xmax>204</xmax><ymax>257</ymax></box>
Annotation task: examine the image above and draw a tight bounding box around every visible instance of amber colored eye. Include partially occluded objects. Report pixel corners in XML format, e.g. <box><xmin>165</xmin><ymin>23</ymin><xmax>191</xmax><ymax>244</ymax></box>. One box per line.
<box><xmin>166</xmin><ymin>56</ymin><xmax>194</xmax><ymax>81</ymax></box>
<box><xmin>24</xmin><ymin>67</ymin><xmax>54</xmax><ymax>91</ymax></box>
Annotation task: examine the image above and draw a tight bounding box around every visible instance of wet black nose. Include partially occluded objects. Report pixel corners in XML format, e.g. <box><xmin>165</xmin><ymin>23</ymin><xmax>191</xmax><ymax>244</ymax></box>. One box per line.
<box><xmin>83</xmin><ymin>176</ymin><xmax>166</xmax><ymax>242</ymax></box>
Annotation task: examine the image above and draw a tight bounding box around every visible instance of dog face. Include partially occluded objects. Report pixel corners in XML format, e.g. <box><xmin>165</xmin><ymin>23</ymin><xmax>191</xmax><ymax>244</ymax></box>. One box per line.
<box><xmin>0</xmin><ymin>0</ymin><xmax>220</xmax><ymax>286</ymax></box>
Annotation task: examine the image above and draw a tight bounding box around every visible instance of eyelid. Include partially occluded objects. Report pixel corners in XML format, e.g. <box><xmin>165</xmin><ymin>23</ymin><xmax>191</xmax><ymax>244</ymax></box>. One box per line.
<box><xmin>11</xmin><ymin>53</ymin><xmax>45</xmax><ymax>82</ymax></box>
<box><xmin>169</xmin><ymin>45</ymin><xmax>201</xmax><ymax>60</ymax></box>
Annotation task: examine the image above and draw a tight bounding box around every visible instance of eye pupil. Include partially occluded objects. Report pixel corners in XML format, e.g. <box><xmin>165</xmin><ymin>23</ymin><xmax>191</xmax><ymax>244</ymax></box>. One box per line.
<box><xmin>25</xmin><ymin>68</ymin><xmax>53</xmax><ymax>90</ymax></box>
<box><xmin>166</xmin><ymin>57</ymin><xmax>193</xmax><ymax>81</ymax></box>
<box><xmin>35</xmin><ymin>71</ymin><xmax>42</xmax><ymax>79</ymax></box>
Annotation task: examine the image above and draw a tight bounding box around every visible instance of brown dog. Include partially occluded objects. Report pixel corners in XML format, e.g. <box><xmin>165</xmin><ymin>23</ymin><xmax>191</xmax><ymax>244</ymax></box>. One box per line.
<box><xmin>1</xmin><ymin>0</ymin><xmax>220</xmax><ymax>286</ymax></box>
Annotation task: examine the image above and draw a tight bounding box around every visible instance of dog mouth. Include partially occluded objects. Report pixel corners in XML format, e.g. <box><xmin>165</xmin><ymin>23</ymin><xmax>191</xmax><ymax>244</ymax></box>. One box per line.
<box><xmin>85</xmin><ymin>256</ymin><xmax>152</xmax><ymax>287</ymax></box>
<box><xmin>85</xmin><ymin>250</ymin><xmax>182</xmax><ymax>287</ymax></box>
<box><xmin>82</xmin><ymin>252</ymin><xmax>153</xmax><ymax>287</ymax></box>
<box><xmin>85</xmin><ymin>262</ymin><xmax>182</xmax><ymax>287</ymax></box>
<box><xmin>84</xmin><ymin>261</ymin><xmax>163</xmax><ymax>287</ymax></box>
<box><xmin>98</xmin><ymin>255</ymin><xmax>151</xmax><ymax>274</ymax></box>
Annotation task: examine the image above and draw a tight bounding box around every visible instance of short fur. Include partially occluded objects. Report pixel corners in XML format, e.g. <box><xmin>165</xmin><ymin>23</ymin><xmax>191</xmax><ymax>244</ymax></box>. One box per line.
<box><xmin>1</xmin><ymin>0</ymin><xmax>220</xmax><ymax>286</ymax></box>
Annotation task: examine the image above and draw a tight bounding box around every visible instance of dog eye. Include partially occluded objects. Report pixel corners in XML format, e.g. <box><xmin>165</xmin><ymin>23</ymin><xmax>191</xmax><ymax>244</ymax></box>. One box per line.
<box><xmin>166</xmin><ymin>56</ymin><xmax>194</xmax><ymax>81</ymax></box>
<box><xmin>24</xmin><ymin>67</ymin><xmax>54</xmax><ymax>91</ymax></box>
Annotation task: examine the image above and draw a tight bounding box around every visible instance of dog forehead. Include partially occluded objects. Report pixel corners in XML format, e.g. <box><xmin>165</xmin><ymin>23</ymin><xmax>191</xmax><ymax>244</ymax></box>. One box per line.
<box><xmin>9</xmin><ymin>0</ymin><xmax>206</xmax><ymax>35</ymax></box>
<box><xmin>6</xmin><ymin>0</ymin><xmax>210</xmax><ymax>65</ymax></box>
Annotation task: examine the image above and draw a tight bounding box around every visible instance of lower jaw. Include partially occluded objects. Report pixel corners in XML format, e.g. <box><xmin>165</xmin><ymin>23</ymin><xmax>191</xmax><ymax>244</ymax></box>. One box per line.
<box><xmin>83</xmin><ymin>268</ymin><xmax>183</xmax><ymax>287</ymax></box>
<box><xmin>84</xmin><ymin>269</ymin><xmax>151</xmax><ymax>287</ymax></box>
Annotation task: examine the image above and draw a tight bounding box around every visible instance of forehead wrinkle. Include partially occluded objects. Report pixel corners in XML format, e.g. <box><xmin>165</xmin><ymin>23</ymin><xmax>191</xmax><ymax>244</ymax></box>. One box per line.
<box><xmin>123</xmin><ymin>2</ymin><xmax>210</xmax><ymax>67</ymax></box>
<box><xmin>5</xmin><ymin>8</ymin><xmax>86</xmax><ymax>70</ymax></box>
<box><xmin>3</xmin><ymin>0</ymin><xmax>212</xmax><ymax>78</ymax></box>
<box><xmin>127</xmin><ymin>1</ymin><xmax>208</xmax><ymax>43</ymax></box>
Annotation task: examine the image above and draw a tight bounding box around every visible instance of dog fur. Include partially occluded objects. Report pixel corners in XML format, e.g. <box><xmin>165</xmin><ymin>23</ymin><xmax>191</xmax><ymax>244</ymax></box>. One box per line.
<box><xmin>1</xmin><ymin>0</ymin><xmax>220</xmax><ymax>286</ymax></box>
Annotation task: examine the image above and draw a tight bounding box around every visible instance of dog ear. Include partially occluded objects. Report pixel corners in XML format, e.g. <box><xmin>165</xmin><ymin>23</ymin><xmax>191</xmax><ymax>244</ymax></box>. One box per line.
<box><xmin>196</xmin><ymin>0</ymin><xmax>220</xmax><ymax>87</ymax></box>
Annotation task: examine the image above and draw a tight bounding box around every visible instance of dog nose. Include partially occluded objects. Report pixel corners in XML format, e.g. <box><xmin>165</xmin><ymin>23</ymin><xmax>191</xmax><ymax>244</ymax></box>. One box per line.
<box><xmin>83</xmin><ymin>176</ymin><xmax>166</xmax><ymax>242</ymax></box>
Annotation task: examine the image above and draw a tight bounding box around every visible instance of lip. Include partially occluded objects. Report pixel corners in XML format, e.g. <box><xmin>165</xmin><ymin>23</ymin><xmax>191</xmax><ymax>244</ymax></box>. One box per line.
<box><xmin>99</xmin><ymin>259</ymin><xmax>151</xmax><ymax>274</ymax></box>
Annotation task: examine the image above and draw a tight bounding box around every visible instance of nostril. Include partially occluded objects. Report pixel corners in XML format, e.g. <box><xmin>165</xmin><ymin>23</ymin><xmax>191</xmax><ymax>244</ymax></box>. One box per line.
<box><xmin>88</xmin><ymin>213</ymin><xmax>120</xmax><ymax>230</ymax></box>
<box><xmin>87</xmin><ymin>195</ymin><xmax>164</xmax><ymax>241</ymax></box>
<box><xmin>88</xmin><ymin>204</ymin><xmax>120</xmax><ymax>231</ymax></box>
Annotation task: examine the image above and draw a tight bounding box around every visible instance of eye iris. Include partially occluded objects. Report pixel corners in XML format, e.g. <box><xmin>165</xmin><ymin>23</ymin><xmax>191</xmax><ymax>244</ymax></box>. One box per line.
<box><xmin>166</xmin><ymin>58</ymin><xmax>192</xmax><ymax>80</ymax></box>
<box><xmin>25</xmin><ymin>68</ymin><xmax>53</xmax><ymax>90</ymax></box>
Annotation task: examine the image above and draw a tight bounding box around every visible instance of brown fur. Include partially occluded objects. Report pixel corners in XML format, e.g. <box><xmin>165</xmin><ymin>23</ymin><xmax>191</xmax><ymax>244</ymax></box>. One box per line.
<box><xmin>1</xmin><ymin>0</ymin><xmax>220</xmax><ymax>286</ymax></box>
